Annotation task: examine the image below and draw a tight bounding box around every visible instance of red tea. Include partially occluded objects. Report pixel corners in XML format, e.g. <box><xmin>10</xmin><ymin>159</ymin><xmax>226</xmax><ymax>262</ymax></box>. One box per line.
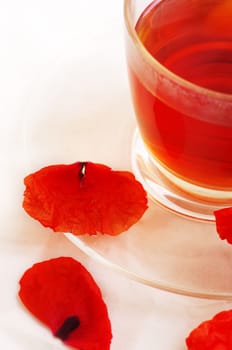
<box><xmin>129</xmin><ymin>0</ymin><xmax>232</xmax><ymax>190</ymax></box>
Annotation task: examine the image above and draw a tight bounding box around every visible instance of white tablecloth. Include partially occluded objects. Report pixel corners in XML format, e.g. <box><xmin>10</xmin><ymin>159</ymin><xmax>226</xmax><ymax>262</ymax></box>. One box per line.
<box><xmin>1</xmin><ymin>1</ymin><xmax>232</xmax><ymax>349</ymax></box>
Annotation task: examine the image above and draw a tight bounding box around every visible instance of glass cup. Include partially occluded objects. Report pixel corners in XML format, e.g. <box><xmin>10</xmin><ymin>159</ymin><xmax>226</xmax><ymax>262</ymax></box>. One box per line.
<box><xmin>124</xmin><ymin>0</ymin><xmax>232</xmax><ymax>221</ymax></box>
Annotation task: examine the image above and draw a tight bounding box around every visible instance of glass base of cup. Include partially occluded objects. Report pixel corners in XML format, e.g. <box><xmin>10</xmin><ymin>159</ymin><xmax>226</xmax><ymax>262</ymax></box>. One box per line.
<box><xmin>131</xmin><ymin>129</ymin><xmax>232</xmax><ymax>222</ymax></box>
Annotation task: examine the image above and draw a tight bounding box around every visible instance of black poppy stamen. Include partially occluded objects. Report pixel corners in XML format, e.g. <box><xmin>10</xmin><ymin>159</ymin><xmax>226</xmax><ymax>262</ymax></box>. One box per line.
<box><xmin>78</xmin><ymin>162</ymin><xmax>87</xmax><ymax>181</ymax></box>
<box><xmin>55</xmin><ymin>315</ymin><xmax>80</xmax><ymax>341</ymax></box>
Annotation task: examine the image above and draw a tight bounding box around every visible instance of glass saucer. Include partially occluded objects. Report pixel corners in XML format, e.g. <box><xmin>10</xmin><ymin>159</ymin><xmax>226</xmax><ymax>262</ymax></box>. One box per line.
<box><xmin>22</xmin><ymin>61</ymin><xmax>232</xmax><ymax>300</ymax></box>
<box><xmin>65</xmin><ymin>202</ymin><xmax>232</xmax><ymax>300</ymax></box>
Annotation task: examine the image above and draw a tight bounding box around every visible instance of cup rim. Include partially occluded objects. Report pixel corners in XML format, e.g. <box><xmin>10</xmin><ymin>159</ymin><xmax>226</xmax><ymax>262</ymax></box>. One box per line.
<box><xmin>124</xmin><ymin>0</ymin><xmax>232</xmax><ymax>101</ymax></box>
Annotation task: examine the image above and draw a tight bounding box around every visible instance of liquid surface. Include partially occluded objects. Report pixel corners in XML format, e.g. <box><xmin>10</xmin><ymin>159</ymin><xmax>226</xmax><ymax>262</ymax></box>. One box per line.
<box><xmin>138</xmin><ymin>0</ymin><xmax>232</xmax><ymax>93</ymax></box>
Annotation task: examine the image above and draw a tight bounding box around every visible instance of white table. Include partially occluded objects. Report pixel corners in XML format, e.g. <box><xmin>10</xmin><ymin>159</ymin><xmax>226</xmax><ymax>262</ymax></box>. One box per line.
<box><xmin>1</xmin><ymin>1</ymin><xmax>232</xmax><ymax>349</ymax></box>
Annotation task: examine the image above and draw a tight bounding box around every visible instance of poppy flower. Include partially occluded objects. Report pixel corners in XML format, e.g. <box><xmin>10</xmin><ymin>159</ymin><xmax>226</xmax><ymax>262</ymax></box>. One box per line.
<box><xmin>186</xmin><ymin>309</ymin><xmax>232</xmax><ymax>350</ymax></box>
<box><xmin>18</xmin><ymin>257</ymin><xmax>112</xmax><ymax>350</ymax></box>
<box><xmin>214</xmin><ymin>207</ymin><xmax>232</xmax><ymax>244</ymax></box>
<box><xmin>23</xmin><ymin>161</ymin><xmax>148</xmax><ymax>236</ymax></box>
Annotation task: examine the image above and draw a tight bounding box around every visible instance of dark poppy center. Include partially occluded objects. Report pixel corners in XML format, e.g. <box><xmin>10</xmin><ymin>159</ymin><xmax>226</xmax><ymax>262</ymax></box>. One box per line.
<box><xmin>55</xmin><ymin>315</ymin><xmax>80</xmax><ymax>341</ymax></box>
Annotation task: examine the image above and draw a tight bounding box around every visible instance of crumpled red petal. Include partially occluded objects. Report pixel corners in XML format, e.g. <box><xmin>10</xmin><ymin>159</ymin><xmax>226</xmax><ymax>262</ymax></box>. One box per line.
<box><xmin>186</xmin><ymin>309</ymin><xmax>232</xmax><ymax>350</ymax></box>
<box><xmin>214</xmin><ymin>207</ymin><xmax>232</xmax><ymax>244</ymax></box>
<box><xmin>23</xmin><ymin>162</ymin><xmax>148</xmax><ymax>235</ymax></box>
<box><xmin>18</xmin><ymin>257</ymin><xmax>112</xmax><ymax>350</ymax></box>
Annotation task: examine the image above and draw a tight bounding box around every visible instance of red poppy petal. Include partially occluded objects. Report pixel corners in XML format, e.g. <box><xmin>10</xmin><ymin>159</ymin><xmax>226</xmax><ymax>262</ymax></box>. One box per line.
<box><xmin>19</xmin><ymin>257</ymin><xmax>112</xmax><ymax>350</ymax></box>
<box><xmin>214</xmin><ymin>207</ymin><xmax>232</xmax><ymax>244</ymax></box>
<box><xmin>186</xmin><ymin>309</ymin><xmax>232</xmax><ymax>350</ymax></box>
<box><xmin>23</xmin><ymin>162</ymin><xmax>148</xmax><ymax>235</ymax></box>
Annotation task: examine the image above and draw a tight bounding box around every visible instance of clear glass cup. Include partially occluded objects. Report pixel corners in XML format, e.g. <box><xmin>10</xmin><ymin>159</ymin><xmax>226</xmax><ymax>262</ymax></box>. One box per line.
<box><xmin>124</xmin><ymin>0</ymin><xmax>232</xmax><ymax>221</ymax></box>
